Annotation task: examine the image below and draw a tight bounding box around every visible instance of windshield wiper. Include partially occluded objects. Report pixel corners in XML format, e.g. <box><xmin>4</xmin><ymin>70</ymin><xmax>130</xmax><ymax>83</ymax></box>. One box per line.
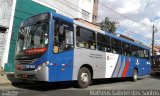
<box><xmin>31</xmin><ymin>21</ymin><xmax>41</xmax><ymax>35</ymax></box>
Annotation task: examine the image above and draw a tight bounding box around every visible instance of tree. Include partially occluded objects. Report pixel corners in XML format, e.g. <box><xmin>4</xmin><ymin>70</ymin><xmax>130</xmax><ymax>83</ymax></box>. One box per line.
<box><xmin>99</xmin><ymin>17</ymin><xmax>118</xmax><ymax>34</ymax></box>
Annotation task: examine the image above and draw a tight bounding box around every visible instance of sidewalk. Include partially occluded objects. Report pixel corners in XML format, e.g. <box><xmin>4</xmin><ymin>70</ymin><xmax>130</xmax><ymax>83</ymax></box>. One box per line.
<box><xmin>0</xmin><ymin>72</ymin><xmax>24</xmax><ymax>86</ymax></box>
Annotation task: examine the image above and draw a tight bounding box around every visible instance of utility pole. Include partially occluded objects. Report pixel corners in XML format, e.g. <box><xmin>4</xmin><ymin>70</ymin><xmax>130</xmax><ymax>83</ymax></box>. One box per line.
<box><xmin>152</xmin><ymin>25</ymin><xmax>157</xmax><ymax>65</ymax></box>
<box><xmin>152</xmin><ymin>25</ymin><xmax>155</xmax><ymax>56</ymax></box>
<box><xmin>152</xmin><ymin>25</ymin><xmax>158</xmax><ymax>56</ymax></box>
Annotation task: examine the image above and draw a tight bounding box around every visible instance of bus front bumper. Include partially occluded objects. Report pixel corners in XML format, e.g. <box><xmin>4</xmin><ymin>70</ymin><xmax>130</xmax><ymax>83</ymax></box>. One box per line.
<box><xmin>15</xmin><ymin>66</ymin><xmax>49</xmax><ymax>81</ymax></box>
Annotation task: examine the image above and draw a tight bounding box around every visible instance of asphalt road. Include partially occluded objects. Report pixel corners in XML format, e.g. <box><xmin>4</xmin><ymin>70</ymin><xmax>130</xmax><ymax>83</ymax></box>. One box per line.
<box><xmin>0</xmin><ymin>75</ymin><xmax>160</xmax><ymax>96</ymax></box>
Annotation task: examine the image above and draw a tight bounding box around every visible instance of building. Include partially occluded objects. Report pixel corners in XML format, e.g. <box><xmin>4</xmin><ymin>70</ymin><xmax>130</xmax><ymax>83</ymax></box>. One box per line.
<box><xmin>117</xmin><ymin>34</ymin><xmax>149</xmax><ymax>48</ymax></box>
<box><xmin>1</xmin><ymin>0</ymin><xmax>98</xmax><ymax>72</ymax></box>
<box><xmin>118</xmin><ymin>34</ymin><xmax>135</xmax><ymax>42</ymax></box>
<box><xmin>92</xmin><ymin>0</ymin><xmax>99</xmax><ymax>23</ymax></box>
<box><xmin>34</xmin><ymin>0</ymin><xmax>98</xmax><ymax>22</ymax></box>
<box><xmin>0</xmin><ymin>0</ymin><xmax>16</xmax><ymax>72</ymax></box>
<box><xmin>154</xmin><ymin>46</ymin><xmax>160</xmax><ymax>55</ymax></box>
<box><xmin>75</xmin><ymin>18</ymin><xmax>100</xmax><ymax>29</ymax></box>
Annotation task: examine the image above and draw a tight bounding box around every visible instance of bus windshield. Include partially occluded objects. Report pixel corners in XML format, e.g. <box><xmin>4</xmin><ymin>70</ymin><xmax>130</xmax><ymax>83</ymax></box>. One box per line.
<box><xmin>16</xmin><ymin>13</ymin><xmax>50</xmax><ymax>56</ymax></box>
<box><xmin>16</xmin><ymin>22</ymin><xmax>49</xmax><ymax>55</ymax></box>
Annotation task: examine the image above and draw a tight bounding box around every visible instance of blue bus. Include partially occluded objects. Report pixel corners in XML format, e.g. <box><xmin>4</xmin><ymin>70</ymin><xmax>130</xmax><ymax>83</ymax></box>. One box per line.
<box><xmin>15</xmin><ymin>12</ymin><xmax>151</xmax><ymax>88</ymax></box>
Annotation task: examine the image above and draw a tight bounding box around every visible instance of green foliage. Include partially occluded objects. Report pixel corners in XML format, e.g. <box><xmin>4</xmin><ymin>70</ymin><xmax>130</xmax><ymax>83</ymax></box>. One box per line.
<box><xmin>99</xmin><ymin>17</ymin><xmax>118</xmax><ymax>34</ymax></box>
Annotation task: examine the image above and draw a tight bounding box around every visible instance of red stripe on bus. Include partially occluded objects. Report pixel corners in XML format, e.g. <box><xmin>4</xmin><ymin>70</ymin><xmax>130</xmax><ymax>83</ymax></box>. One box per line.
<box><xmin>122</xmin><ymin>59</ymin><xmax>130</xmax><ymax>77</ymax></box>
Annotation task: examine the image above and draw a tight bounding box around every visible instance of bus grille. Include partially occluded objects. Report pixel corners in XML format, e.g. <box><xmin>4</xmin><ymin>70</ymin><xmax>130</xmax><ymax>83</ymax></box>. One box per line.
<box><xmin>16</xmin><ymin>59</ymin><xmax>37</xmax><ymax>65</ymax></box>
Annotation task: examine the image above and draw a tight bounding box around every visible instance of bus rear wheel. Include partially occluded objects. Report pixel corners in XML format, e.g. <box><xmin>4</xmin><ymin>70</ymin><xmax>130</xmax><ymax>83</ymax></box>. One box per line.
<box><xmin>77</xmin><ymin>67</ymin><xmax>91</xmax><ymax>88</ymax></box>
<box><xmin>132</xmin><ymin>69</ymin><xmax>138</xmax><ymax>82</ymax></box>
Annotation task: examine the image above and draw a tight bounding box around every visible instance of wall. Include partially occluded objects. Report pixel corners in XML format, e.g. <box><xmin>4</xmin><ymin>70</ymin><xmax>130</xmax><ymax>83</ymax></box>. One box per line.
<box><xmin>5</xmin><ymin>0</ymin><xmax>55</xmax><ymax>72</ymax></box>
<box><xmin>0</xmin><ymin>0</ymin><xmax>15</xmax><ymax>70</ymax></box>
<box><xmin>34</xmin><ymin>0</ymin><xmax>94</xmax><ymax>22</ymax></box>
<box><xmin>79</xmin><ymin>0</ymin><xmax>94</xmax><ymax>22</ymax></box>
<box><xmin>0</xmin><ymin>0</ymin><xmax>13</xmax><ymax>27</ymax></box>
<box><xmin>92</xmin><ymin>0</ymin><xmax>99</xmax><ymax>23</ymax></box>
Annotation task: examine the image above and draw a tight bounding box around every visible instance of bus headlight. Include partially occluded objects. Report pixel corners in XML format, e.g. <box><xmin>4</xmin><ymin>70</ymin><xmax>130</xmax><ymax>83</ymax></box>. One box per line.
<box><xmin>36</xmin><ymin>61</ymin><xmax>49</xmax><ymax>71</ymax></box>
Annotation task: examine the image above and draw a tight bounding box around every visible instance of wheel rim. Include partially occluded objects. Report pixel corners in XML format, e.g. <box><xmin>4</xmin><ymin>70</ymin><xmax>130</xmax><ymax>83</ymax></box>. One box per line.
<box><xmin>80</xmin><ymin>72</ymin><xmax>89</xmax><ymax>84</ymax></box>
<box><xmin>133</xmin><ymin>71</ymin><xmax>137</xmax><ymax>80</ymax></box>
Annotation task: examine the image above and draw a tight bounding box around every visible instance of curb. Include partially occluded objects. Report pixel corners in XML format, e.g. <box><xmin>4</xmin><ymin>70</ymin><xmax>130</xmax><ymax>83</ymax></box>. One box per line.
<box><xmin>0</xmin><ymin>73</ymin><xmax>40</xmax><ymax>87</ymax></box>
<box><xmin>0</xmin><ymin>82</ymin><xmax>13</xmax><ymax>86</ymax></box>
<box><xmin>0</xmin><ymin>72</ymin><xmax>14</xmax><ymax>76</ymax></box>
<box><xmin>0</xmin><ymin>72</ymin><xmax>24</xmax><ymax>86</ymax></box>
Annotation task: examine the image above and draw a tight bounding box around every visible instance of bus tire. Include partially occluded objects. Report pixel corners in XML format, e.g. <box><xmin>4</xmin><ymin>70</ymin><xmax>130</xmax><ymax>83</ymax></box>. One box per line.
<box><xmin>132</xmin><ymin>69</ymin><xmax>138</xmax><ymax>82</ymax></box>
<box><xmin>77</xmin><ymin>67</ymin><xmax>91</xmax><ymax>88</ymax></box>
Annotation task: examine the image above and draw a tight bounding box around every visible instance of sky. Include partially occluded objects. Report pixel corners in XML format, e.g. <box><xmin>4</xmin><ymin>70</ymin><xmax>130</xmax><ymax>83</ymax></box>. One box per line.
<box><xmin>98</xmin><ymin>0</ymin><xmax>160</xmax><ymax>46</ymax></box>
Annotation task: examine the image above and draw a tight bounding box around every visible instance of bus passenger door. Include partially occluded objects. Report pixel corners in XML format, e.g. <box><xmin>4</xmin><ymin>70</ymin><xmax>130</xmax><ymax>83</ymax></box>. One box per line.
<box><xmin>53</xmin><ymin>19</ymin><xmax>74</xmax><ymax>81</ymax></box>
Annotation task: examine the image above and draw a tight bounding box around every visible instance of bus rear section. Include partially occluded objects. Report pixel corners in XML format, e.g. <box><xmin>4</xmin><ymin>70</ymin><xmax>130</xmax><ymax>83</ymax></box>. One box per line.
<box><xmin>73</xmin><ymin>27</ymin><xmax>151</xmax><ymax>84</ymax></box>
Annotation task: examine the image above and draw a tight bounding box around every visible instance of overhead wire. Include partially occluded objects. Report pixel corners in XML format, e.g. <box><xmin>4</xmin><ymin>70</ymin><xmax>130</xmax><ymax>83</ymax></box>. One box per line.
<box><xmin>62</xmin><ymin>0</ymin><xmax>156</xmax><ymax>37</ymax></box>
<box><xmin>98</xmin><ymin>1</ymin><xmax>160</xmax><ymax>45</ymax></box>
<box><xmin>6</xmin><ymin>0</ymin><xmax>160</xmax><ymax>46</ymax></box>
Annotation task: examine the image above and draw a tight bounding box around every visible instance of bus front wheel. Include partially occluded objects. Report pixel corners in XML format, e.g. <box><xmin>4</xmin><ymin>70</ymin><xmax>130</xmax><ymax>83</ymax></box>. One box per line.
<box><xmin>77</xmin><ymin>67</ymin><xmax>91</xmax><ymax>88</ymax></box>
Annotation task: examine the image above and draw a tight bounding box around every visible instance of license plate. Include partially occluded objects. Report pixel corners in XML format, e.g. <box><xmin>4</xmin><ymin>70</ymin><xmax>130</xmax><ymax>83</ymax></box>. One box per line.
<box><xmin>21</xmin><ymin>74</ymin><xmax>28</xmax><ymax>78</ymax></box>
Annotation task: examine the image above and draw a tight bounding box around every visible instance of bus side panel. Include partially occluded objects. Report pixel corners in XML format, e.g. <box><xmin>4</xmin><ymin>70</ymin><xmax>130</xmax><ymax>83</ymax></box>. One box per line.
<box><xmin>72</xmin><ymin>48</ymin><xmax>151</xmax><ymax>81</ymax></box>
<box><xmin>48</xmin><ymin>63</ymin><xmax>56</xmax><ymax>82</ymax></box>
<box><xmin>106</xmin><ymin>53</ymin><xmax>120</xmax><ymax>78</ymax></box>
<box><xmin>72</xmin><ymin>48</ymin><xmax>106</xmax><ymax>80</ymax></box>
<box><xmin>137</xmin><ymin>59</ymin><xmax>145</xmax><ymax>76</ymax></box>
<box><xmin>125</xmin><ymin>57</ymin><xmax>135</xmax><ymax>77</ymax></box>
<box><xmin>123</xmin><ymin>57</ymin><xmax>138</xmax><ymax>77</ymax></box>
<box><xmin>111</xmin><ymin>55</ymin><xmax>144</xmax><ymax>78</ymax></box>
<box><xmin>48</xmin><ymin>50</ymin><xmax>74</xmax><ymax>82</ymax></box>
<box><xmin>144</xmin><ymin>60</ymin><xmax>151</xmax><ymax>75</ymax></box>
<box><xmin>125</xmin><ymin>57</ymin><xmax>151</xmax><ymax>77</ymax></box>
<box><xmin>146</xmin><ymin>61</ymin><xmax>151</xmax><ymax>75</ymax></box>
<box><xmin>111</xmin><ymin>55</ymin><xmax>133</xmax><ymax>78</ymax></box>
<box><xmin>137</xmin><ymin>59</ymin><xmax>151</xmax><ymax>76</ymax></box>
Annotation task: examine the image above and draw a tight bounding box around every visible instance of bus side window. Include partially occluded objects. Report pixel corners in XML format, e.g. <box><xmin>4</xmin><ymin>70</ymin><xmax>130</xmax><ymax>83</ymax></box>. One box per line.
<box><xmin>97</xmin><ymin>33</ymin><xmax>111</xmax><ymax>52</ymax></box>
<box><xmin>138</xmin><ymin>48</ymin><xmax>145</xmax><ymax>59</ymax></box>
<box><xmin>76</xmin><ymin>26</ymin><xmax>96</xmax><ymax>50</ymax></box>
<box><xmin>53</xmin><ymin>20</ymin><xmax>59</xmax><ymax>53</ymax></box>
<box><xmin>144</xmin><ymin>50</ymin><xmax>149</xmax><ymax>59</ymax></box>
<box><xmin>111</xmin><ymin>38</ymin><xmax>122</xmax><ymax>54</ymax></box>
<box><xmin>122</xmin><ymin>42</ymin><xmax>131</xmax><ymax>56</ymax></box>
<box><xmin>131</xmin><ymin>45</ymin><xmax>138</xmax><ymax>57</ymax></box>
<box><xmin>53</xmin><ymin>19</ymin><xmax>74</xmax><ymax>53</ymax></box>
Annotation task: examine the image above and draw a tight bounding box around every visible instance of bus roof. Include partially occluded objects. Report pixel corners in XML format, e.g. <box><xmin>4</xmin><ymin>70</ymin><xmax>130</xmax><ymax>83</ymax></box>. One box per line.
<box><xmin>51</xmin><ymin>12</ymin><xmax>150</xmax><ymax>50</ymax></box>
<box><xmin>25</xmin><ymin>12</ymin><xmax>150</xmax><ymax>50</ymax></box>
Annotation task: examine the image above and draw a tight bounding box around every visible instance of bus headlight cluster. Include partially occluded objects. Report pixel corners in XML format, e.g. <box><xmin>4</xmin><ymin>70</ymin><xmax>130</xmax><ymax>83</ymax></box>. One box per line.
<box><xmin>36</xmin><ymin>61</ymin><xmax>49</xmax><ymax>71</ymax></box>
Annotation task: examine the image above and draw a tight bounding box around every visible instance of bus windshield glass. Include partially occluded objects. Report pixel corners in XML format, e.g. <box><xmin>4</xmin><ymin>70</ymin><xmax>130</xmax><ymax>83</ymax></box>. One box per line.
<box><xmin>16</xmin><ymin>13</ymin><xmax>50</xmax><ymax>55</ymax></box>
